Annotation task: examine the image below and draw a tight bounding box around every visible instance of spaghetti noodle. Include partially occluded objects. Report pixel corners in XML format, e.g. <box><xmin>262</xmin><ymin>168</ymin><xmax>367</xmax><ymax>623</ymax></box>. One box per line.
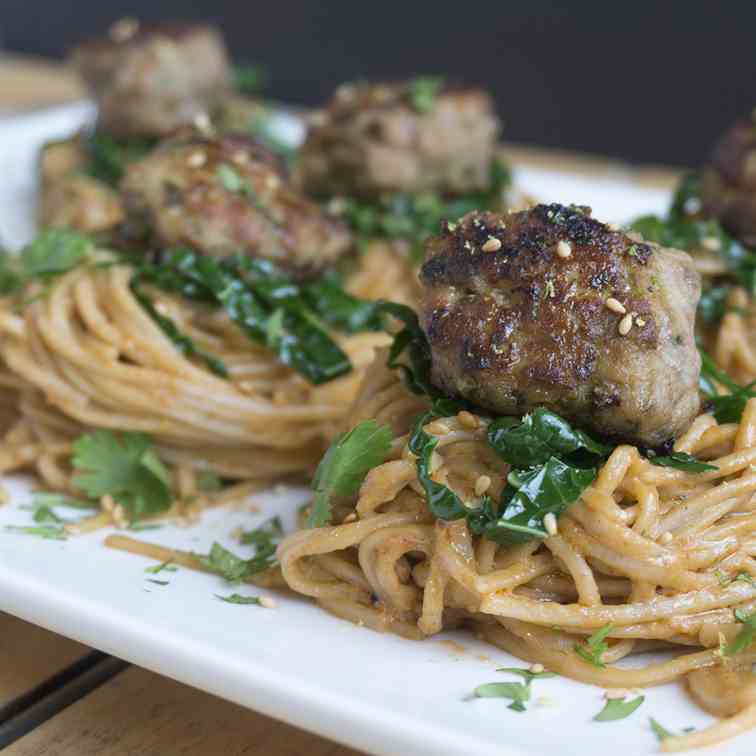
<box><xmin>279</xmin><ymin>352</ymin><xmax>756</xmax><ymax>751</ymax></box>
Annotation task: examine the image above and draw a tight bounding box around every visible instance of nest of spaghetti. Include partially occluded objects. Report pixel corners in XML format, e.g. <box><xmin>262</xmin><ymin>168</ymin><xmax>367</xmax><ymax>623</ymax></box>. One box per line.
<box><xmin>0</xmin><ymin>236</ymin><xmax>389</xmax><ymax>532</ymax></box>
<box><xmin>280</xmin><ymin>199</ymin><xmax>756</xmax><ymax>751</ymax></box>
<box><xmin>280</xmin><ymin>350</ymin><xmax>756</xmax><ymax>751</ymax></box>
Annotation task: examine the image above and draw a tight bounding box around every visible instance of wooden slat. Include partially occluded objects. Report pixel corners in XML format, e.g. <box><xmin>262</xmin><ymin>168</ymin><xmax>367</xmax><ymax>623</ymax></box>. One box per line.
<box><xmin>5</xmin><ymin>666</ymin><xmax>362</xmax><ymax>756</ymax></box>
<box><xmin>0</xmin><ymin>56</ymin><xmax>85</xmax><ymax>112</ymax></box>
<box><xmin>0</xmin><ymin>613</ymin><xmax>90</xmax><ymax>706</ymax></box>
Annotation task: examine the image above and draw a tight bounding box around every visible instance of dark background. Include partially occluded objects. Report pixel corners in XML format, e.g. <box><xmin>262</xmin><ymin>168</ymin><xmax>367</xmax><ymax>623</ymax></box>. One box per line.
<box><xmin>3</xmin><ymin>0</ymin><xmax>754</xmax><ymax>166</ymax></box>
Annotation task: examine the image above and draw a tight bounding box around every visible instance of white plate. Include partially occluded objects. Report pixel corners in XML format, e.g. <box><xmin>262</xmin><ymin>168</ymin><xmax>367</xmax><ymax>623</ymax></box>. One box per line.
<box><xmin>0</xmin><ymin>104</ymin><xmax>750</xmax><ymax>756</ymax></box>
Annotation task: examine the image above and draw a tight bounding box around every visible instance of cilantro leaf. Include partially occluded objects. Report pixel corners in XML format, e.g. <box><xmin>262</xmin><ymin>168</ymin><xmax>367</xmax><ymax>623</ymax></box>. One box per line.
<box><xmin>650</xmin><ymin>717</ymin><xmax>675</xmax><ymax>742</ymax></box>
<box><xmin>216</xmin><ymin>593</ymin><xmax>262</xmax><ymax>605</ymax></box>
<box><xmin>200</xmin><ymin>543</ymin><xmax>252</xmax><ymax>583</ymax></box>
<box><xmin>85</xmin><ymin>132</ymin><xmax>155</xmax><ymax>185</ymax></box>
<box><xmin>308</xmin><ymin>420</ymin><xmax>392</xmax><ymax>527</ymax></box>
<box><xmin>5</xmin><ymin>524</ymin><xmax>66</xmax><ymax>540</ymax></box>
<box><xmin>408</xmin><ymin>76</ymin><xmax>445</xmax><ymax>113</ymax></box>
<box><xmin>71</xmin><ymin>431</ymin><xmax>172</xmax><ymax>522</ymax></box>
<box><xmin>145</xmin><ymin>561</ymin><xmax>177</xmax><ymax>575</ymax></box>
<box><xmin>20</xmin><ymin>229</ymin><xmax>91</xmax><ymax>277</ymax></box>
<box><xmin>725</xmin><ymin>609</ymin><xmax>756</xmax><ymax>656</ymax></box>
<box><xmin>649</xmin><ymin>452</ymin><xmax>718</xmax><ymax>473</ymax></box>
<box><xmin>594</xmin><ymin>695</ymin><xmax>645</xmax><ymax>722</ymax></box>
<box><xmin>473</xmin><ymin>681</ymin><xmax>530</xmax><ymax>712</ymax></box>
<box><xmin>574</xmin><ymin>623</ymin><xmax>613</xmax><ymax>667</ymax></box>
<box><xmin>233</xmin><ymin>63</ymin><xmax>268</xmax><ymax>94</ymax></box>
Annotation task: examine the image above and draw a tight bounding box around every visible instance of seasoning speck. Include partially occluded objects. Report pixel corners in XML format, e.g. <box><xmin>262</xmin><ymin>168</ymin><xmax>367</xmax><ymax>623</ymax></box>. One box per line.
<box><xmin>259</xmin><ymin>596</ymin><xmax>277</xmax><ymax>609</ymax></box>
<box><xmin>482</xmin><ymin>237</ymin><xmax>502</xmax><ymax>252</ymax></box>
<box><xmin>543</xmin><ymin>512</ymin><xmax>558</xmax><ymax>536</ymax></box>
<box><xmin>475</xmin><ymin>475</ymin><xmax>492</xmax><ymax>496</ymax></box>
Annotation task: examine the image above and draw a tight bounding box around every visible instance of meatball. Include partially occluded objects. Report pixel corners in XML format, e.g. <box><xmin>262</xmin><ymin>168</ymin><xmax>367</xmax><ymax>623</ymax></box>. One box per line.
<box><xmin>71</xmin><ymin>19</ymin><xmax>230</xmax><ymax>138</ymax></box>
<box><xmin>701</xmin><ymin>115</ymin><xmax>756</xmax><ymax>247</ymax></box>
<box><xmin>121</xmin><ymin>132</ymin><xmax>352</xmax><ymax>276</ymax></box>
<box><xmin>419</xmin><ymin>204</ymin><xmax>702</xmax><ymax>446</ymax></box>
<box><xmin>297</xmin><ymin>80</ymin><xmax>500</xmax><ymax>199</ymax></box>
<box><xmin>38</xmin><ymin>136</ymin><xmax>124</xmax><ymax>234</ymax></box>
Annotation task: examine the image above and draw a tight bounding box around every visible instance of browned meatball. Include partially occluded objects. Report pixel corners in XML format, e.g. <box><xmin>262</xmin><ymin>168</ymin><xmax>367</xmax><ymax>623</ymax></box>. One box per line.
<box><xmin>71</xmin><ymin>19</ymin><xmax>230</xmax><ymax>139</ymax></box>
<box><xmin>38</xmin><ymin>137</ymin><xmax>124</xmax><ymax>234</ymax></box>
<box><xmin>419</xmin><ymin>205</ymin><xmax>702</xmax><ymax>446</ymax></box>
<box><xmin>297</xmin><ymin>80</ymin><xmax>500</xmax><ymax>199</ymax></box>
<box><xmin>701</xmin><ymin>115</ymin><xmax>756</xmax><ymax>247</ymax></box>
<box><xmin>121</xmin><ymin>132</ymin><xmax>352</xmax><ymax>277</ymax></box>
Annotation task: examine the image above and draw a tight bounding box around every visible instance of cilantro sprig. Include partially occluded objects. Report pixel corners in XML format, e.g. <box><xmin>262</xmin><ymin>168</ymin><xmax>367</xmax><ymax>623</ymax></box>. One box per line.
<box><xmin>72</xmin><ymin>431</ymin><xmax>172</xmax><ymax>523</ymax></box>
<box><xmin>594</xmin><ymin>695</ymin><xmax>645</xmax><ymax>722</ymax></box>
<box><xmin>308</xmin><ymin>420</ymin><xmax>392</xmax><ymax>528</ymax></box>
<box><xmin>724</xmin><ymin>609</ymin><xmax>756</xmax><ymax>656</ymax></box>
<box><xmin>574</xmin><ymin>624</ymin><xmax>614</xmax><ymax>667</ymax></box>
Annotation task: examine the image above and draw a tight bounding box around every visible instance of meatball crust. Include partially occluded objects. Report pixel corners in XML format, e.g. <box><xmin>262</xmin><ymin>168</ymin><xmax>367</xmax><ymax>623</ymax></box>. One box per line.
<box><xmin>38</xmin><ymin>137</ymin><xmax>124</xmax><ymax>234</ymax></box>
<box><xmin>419</xmin><ymin>205</ymin><xmax>702</xmax><ymax>446</ymax></box>
<box><xmin>121</xmin><ymin>132</ymin><xmax>352</xmax><ymax>277</ymax></box>
<box><xmin>71</xmin><ymin>20</ymin><xmax>230</xmax><ymax>138</ymax></box>
<box><xmin>701</xmin><ymin>116</ymin><xmax>756</xmax><ymax>247</ymax></box>
<box><xmin>298</xmin><ymin>80</ymin><xmax>500</xmax><ymax>199</ymax></box>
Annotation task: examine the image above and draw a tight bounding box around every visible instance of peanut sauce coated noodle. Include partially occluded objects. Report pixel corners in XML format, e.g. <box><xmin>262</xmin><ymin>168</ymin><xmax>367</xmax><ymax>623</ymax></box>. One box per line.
<box><xmin>279</xmin><ymin>352</ymin><xmax>756</xmax><ymax>750</ymax></box>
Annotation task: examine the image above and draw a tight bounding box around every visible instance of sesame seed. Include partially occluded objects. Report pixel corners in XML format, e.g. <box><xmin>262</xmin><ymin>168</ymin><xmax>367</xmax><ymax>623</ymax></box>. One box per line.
<box><xmin>426</xmin><ymin>420</ymin><xmax>449</xmax><ymax>435</ymax></box>
<box><xmin>606</xmin><ymin>223</ymin><xmax>620</xmax><ymax>232</ymax></box>
<box><xmin>529</xmin><ymin>663</ymin><xmax>545</xmax><ymax>674</ymax></box>
<box><xmin>475</xmin><ymin>475</ymin><xmax>492</xmax><ymax>496</ymax></box>
<box><xmin>457</xmin><ymin>410</ymin><xmax>479</xmax><ymax>429</ymax></box>
<box><xmin>343</xmin><ymin>512</ymin><xmax>358</xmax><ymax>523</ymax></box>
<box><xmin>702</xmin><ymin>236</ymin><xmax>722</xmax><ymax>252</ymax></box>
<box><xmin>544</xmin><ymin>280</ymin><xmax>556</xmax><ymax>298</ymax></box>
<box><xmin>660</xmin><ymin>531</ymin><xmax>673</xmax><ymax>545</ymax></box>
<box><xmin>605</xmin><ymin>297</ymin><xmax>626</xmax><ymax>315</ymax></box>
<box><xmin>193</xmin><ymin>113</ymin><xmax>212</xmax><ymax>132</ymax></box>
<box><xmin>429</xmin><ymin>451</ymin><xmax>443</xmax><ymax>474</ymax></box>
<box><xmin>482</xmin><ymin>237</ymin><xmax>502</xmax><ymax>252</ymax></box>
<box><xmin>556</xmin><ymin>240</ymin><xmax>572</xmax><ymax>258</ymax></box>
<box><xmin>618</xmin><ymin>313</ymin><xmax>633</xmax><ymax>336</ymax></box>
<box><xmin>259</xmin><ymin>596</ymin><xmax>277</xmax><ymax>609</ymax></box>
<box><xmin>109</xmin><ymin>17</ymin><xmax>139</xmax><ymax>42</ymax></box>
<box><xmin>635</xmin><ymin>317</ymin><xmax>646</xmax><ymax>327</ymax></box>
<box><xmin>543</xmin><ymin>512</ymin><xmax>558</xmax><ymax>536</ymax></box>
<box><xmin>187</xmin><ymin>151</ymin><xmax>206</xmax><ymax>168</ymax></box>
<box><xmin>604</xmin><ymin>688</ymin><xmax>634</xmax><ymax>700</ymax></box>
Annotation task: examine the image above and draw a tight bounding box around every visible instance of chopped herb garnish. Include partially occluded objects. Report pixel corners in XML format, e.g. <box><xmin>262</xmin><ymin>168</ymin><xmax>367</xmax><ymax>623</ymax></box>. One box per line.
<box><xmin>145</xmin><ymin>578</ymin><xmax>169</xmax><ymax>586</ymax></box>
<box><xmin>131</xmin><ymin>284</ymin><xmax>229</xmax><ymax>378</ymax></box>
<box><xmin>574</xmin><ymin>624</ymin><xmax>613</xmax><ymax>668</ymax></box>
<box><xmin>29</xmin><ymin>492</ymin><xmax>94</xmax><ymax>509</ymax></box>
<box><xmin>200</xmin><ymin>542</ymin><xmax>254</xmax><ymax>584</ymax></box>
<box><xmin>308</xmin><ymin>420</ymin><xmax>392</xmax><ymax>527</ymax></box>
<box><xmin>85</xmin><ymin>132</ymin><xmax>155</xmax><ymax>185</ymax></box>
<box><xmin>5</xmin><ymin>524</ymin><xmax>66</xmax><ymax>540</ymax></box>
<box><xmin>649</xmin><ymin>452</ymin><xmax>717</xmax><ymax>473</ymax></box>
<box><xmin>650</xmin><ymin>717</ymin><xmax>675</xmax><ymax>742</ymax></box>
<box><xmin>72</xmin><ymin>430</ymin><xmax>172</xmax><ymax>523</ymax></box>
<box><xmin>233</xmin><ymin>64</ymin><xmax>268</xmax><ymax>94</ymax></box>
<box><xmin>145</xmin><ymin>561</ymin><xmax>177</xmax><ymax>575</ymax></box>
<box><xmin>135</xmin><ymin>250</ymin><xmax>368</xmax><ymax>385</ymax></box>
<box><xmin>216</xmin><ymin>593</ymin><xmax>262</xmax><ymax>605</ymax></box>
<box><xmin>473</xmin><ymin>681</ymin><xmax>530</xmax><ymax>712</ymax></box>
<box><xmin>18</xmin><ymin>228</ymin><xmax>92</xmax><ymax>282</ymax></box>
<box><xmin>487</xmin><ymin>408</ymin><xmax>611</xmax><ymax>468</ymax></box>
<box><xmin>408</xmin><ymin>76</ymin><xmax>445</xmax><ymax>113</ymax></box>
<box><xmin>724</xmin><ymin>609</ymin><xmax>756</xmax><ymax>656</ymax></box>
<box><xmin>197</xmin><ymin>471</ymin><xmax>223</xmax><ymax>493</ymax></box>
<box><xmin>336</xmin><ymin>159</ymin><xmax>510</xmax><ymax>263</ymax></box>
<box><xmin>699</xmin><ymin>346</ymin><xmax>756</xmax><ymax>423</ymax></box>
<box><xmin>594</xmin><ymin>695</ymin><xmax>645</xmax><ymax>722</ymax></box>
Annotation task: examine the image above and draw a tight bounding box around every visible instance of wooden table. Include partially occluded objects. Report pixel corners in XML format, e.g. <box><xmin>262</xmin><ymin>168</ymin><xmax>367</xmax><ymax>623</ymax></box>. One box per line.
<box><xmin>0</xmin><ymin>54</ymin><xmax>680</xmax><ymax>756</ymax></box>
